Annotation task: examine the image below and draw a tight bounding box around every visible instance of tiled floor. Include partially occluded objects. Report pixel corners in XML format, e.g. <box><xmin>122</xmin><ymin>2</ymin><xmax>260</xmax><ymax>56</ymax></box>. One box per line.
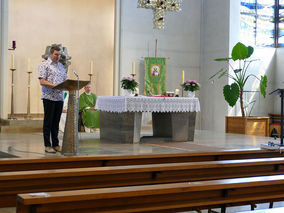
<box><xmin>0</xmin><ymin>130</ymin><xmax>283</xmax><ymax>212</ymax></box>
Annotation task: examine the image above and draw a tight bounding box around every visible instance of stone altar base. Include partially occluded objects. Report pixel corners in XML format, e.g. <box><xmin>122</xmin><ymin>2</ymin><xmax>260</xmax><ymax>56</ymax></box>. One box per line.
<box><xmin>99</xmin><ymin>111</ymin><xmax>196</xmax><ymax>143</ymax></box>
<box><xmin>99</xmin><ymin>111</ymin><xmax>142</xmax><ymax>143</ymax></box>
<box><xmin>141</xmin><ymin>112</ymin><xmax>196</xmax><ymax>142</ymax></box>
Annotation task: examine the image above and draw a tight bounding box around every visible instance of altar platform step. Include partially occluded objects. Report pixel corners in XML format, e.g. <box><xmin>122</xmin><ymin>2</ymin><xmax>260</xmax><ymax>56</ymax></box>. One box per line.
<box><xmin>0</xmin><ymin>119</ymin><xmax>43</xmax><ymax>133</ymax></box>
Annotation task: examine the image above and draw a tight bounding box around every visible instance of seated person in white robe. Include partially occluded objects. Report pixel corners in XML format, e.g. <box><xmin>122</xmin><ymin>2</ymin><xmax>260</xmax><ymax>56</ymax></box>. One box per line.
<box><xmin>79</xmin><ymin>84</ymin><xmax>99</xmax><ymax>133</ymax></box>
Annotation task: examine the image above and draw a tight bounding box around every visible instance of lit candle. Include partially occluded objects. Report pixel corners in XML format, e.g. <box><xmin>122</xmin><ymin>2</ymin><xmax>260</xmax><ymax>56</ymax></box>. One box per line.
<box><xmin>175</xmin><ymin>89</ymin><xmax>180</xmax><ymax>95</ymax></box>
<box><xmin>132</xmin><ymin>61</ymin><xmax>135</xmax><ymax>75</ymax></box>
<box><xmin>11</xmin><ymin>54</ymin><xmax>15</xmax><ymax>69</ymax></box>
<box><xmin>27</xmin><ymin>58</ymin><xmax>31</xmax><ymax>72</ymax></box>
<box><xmin>90</xmin><ymin>61</ymin><xmax>93</xmax><ymax>75</ymax></box>
<box><xmin>182</xmin><ymin>70</ymin><xmax>184</xmax><ymax>84</ymax></box>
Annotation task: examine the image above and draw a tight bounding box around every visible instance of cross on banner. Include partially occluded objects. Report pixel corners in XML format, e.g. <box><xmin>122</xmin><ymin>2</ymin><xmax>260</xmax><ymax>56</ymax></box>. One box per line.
<box><xmin>138</xmin><ymin>0</ymin><xmax>182</xmax><ymax>29</ymax></box>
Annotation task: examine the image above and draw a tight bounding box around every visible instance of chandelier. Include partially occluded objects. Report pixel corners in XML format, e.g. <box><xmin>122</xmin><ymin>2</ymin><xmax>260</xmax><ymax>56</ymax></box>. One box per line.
<box><xmin>138</xmin><ymin>0</ymin><xmax>182</xmax><ymax>29</ymax></box>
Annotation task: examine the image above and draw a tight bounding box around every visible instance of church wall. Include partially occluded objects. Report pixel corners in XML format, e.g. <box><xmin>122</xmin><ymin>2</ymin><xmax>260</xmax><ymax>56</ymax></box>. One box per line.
<box><xmin>119</xmin><ymin>0</ymin><xmax>201</xmax><ymax>127</ymax></box>
<box><xmin>200</xmin><ymin>0</ymin><xmax>230</xmax><ymax>131</ymax></box>
<box><xmin>8</xmin><ymin>0</ymin><xmax>114</xmax><ymax>114</ymax></box>
<box><xmin>200</xmin><ymin>0</ymin><xmax>275</xmax><ymax>131</ymax></box>
<box><xmin>230</xmin><ymin>48</ymin><xmax>276</xmax><ymax>117</ymax></box>
<box><xmin>0</xmin><ymin>0</ymin><xmax>9</xmax><ymax>119</ymax></box>
<box><xmin>274</xmin><ymin>48</ymin><xmax>284</xmax><ymax>113</ymax></box>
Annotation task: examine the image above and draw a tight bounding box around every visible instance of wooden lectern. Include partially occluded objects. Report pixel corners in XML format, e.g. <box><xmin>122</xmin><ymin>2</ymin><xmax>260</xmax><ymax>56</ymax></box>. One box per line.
<box><xmin>53</xmin><ymin>79</ymin><xmax>90</xmax><ymax>155</ymax></box>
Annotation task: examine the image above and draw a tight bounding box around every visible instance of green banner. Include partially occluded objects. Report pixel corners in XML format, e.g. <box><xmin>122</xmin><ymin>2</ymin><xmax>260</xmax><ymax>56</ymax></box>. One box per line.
<box><xmin>144</xmin><ymin>57</ymin><xmax>166</xmax><ymax>95</ymax></box>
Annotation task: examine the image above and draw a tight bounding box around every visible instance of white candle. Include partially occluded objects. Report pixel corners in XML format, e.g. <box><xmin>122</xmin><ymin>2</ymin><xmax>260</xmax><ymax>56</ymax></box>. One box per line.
<box><xmin>11</xmin><ymin>54</ymin><xmax>15</xmax><ymax>69</ymax></box>
<box><xmin>132</xmin><ymin>61</ymin><xmax>135</xmax><ymax>75</ymax></box>
<box><xmin>175</xmin><ymin>89</ymin><xmax>180</xmax><ymax>95</ymax></box>
<box><xmin>27</xmin><ymin>58</ymin><xmax>31</xmax><ymax>71</ymax></box>
<box><xmin>90</xmin><ymin>61</ymin><xmax>93</xmax><ymax>75</ymax></box>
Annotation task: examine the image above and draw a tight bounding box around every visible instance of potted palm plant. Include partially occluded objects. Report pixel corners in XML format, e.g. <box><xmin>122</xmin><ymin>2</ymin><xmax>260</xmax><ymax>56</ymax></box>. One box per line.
<box><xmin>211</xmin><ymin>42</ymin><xmax>269</xmax><ymax>136</ymax></box>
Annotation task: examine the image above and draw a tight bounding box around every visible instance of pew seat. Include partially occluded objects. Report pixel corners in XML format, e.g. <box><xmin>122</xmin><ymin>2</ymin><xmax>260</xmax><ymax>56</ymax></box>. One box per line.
<box><xmin>3</xmin><ymin>157</ymin><xmax>284</xmax><ymax>208</ymax></box>
<box><xmin>16</xmin><ymin>174</ymin><xmax>284</xmax><ymax>213</ymax></box>
<box><xmin>1</xmin><ymin>149</ymin><xmax>284</xmax><ymax>172</ymax></box>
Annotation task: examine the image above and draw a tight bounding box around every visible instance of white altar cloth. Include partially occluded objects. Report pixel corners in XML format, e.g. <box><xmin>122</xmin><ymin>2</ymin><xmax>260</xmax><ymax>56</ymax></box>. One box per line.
<box><xmin>96</xmin><ymin>96</ymin><xmax>200</xmax><ymax>113</ymax></box>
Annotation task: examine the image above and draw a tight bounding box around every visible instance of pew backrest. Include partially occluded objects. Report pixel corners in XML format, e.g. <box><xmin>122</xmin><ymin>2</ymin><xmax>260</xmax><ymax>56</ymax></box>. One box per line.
<box><xmin>2</xmin><ymin>149</ymin><xmax>284</xmax><ymax>172</ymax></box>
<box><xmin>3</xmin><ymin>157</ymin><xmax>284</xmax><ymax>208</ymax></box>
<box><xmin>16</xmin><ymin>174</ymin><xmax>284</xmax><ymax>213</ymax></box>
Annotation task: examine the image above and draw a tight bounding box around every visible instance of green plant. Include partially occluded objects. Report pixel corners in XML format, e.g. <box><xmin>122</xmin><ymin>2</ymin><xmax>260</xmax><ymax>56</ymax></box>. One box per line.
<box><xmin>210</xmin><ymin>42</ymin><xmax>267</xmax><ymax>117</ymax></box>
<box><xmin>121</xmin><ymin>77</ymin><xmax>139</xmax><ymax>91</ymax></box>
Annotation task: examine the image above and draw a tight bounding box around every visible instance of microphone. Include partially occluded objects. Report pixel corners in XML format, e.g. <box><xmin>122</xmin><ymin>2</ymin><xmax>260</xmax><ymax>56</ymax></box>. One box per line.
<box><xmin>73</xmin><ymin>70</ymin><xmax>79</xmax><ymax>79</ymax></box>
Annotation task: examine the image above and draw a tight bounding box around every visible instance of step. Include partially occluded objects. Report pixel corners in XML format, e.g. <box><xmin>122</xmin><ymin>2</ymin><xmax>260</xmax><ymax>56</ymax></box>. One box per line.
<box><xmin>0</xmin><ymin>119</ymin><xmax>43</xmax><ymax>133</ymax></box>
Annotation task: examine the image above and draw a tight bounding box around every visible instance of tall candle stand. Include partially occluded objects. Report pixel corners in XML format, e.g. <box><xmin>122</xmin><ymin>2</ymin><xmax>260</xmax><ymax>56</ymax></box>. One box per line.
<box><xmin>10</xmin><ymin>68</ymin><xmax>16</xmax><ymax>119</ymax></box>
<box><xmin>88</xmin><ymin>73</ymin><xmax>93</xmax><ymax>82</ymax></box>
<box><xmin>181</xmin><ymin>87</ymin><xmax>184</xmax><ymax>97</ymax></box>
<box><xmin>26</xmin><ymin>70</ymin><xmax>32</xmax><ymax>119</ymax></box>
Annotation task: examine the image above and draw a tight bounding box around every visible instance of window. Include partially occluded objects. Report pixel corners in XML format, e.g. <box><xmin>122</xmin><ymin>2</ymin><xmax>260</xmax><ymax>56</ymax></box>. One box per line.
<box><xmin>278</xmin><ymin>0</ymin><xmax>284</xmax><ymax>46</ymax></box>
<box><xmin>240</xmin><ymin>0</ymin><xmax>284</xmax><ymax>47</ymax></box>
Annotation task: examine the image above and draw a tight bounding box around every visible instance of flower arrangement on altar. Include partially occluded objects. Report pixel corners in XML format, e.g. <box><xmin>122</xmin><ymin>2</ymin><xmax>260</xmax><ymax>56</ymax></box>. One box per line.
<box><xmin>182</xmin><ymin>80</ymin><xmax>200</xmax><ymax>92</ymax></box>
<box><xmin>121</xmin><ymin>77</ymin><xmax>139</xmax><ymax>91</ymax></box>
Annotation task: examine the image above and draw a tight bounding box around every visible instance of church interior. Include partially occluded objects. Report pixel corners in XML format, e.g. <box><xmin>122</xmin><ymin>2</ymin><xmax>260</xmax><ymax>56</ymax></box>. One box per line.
<box><xmin>1</xmin><ymin>0</ymin><xmax>284</xmax><ymax>212</ymax></box>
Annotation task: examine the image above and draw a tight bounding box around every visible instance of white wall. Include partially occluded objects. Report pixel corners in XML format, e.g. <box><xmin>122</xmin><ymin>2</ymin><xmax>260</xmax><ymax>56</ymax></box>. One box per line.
<box><xmin>200</xmin><ymin>0</ymin><xmax>231</xmax><ymax>131</ymax></box>
<box><xmin>0</xmin><ymin>0</ymin><xmax>9</xmax><ymax>119</ymax></box>
<box><xmin>274</xmin><ymin>48</ymin><xmax>284</xmax><ymax>113</ymax></box>
<box><xmin>119</xmin><ymin>0</ymin><xmax>201</xmax><ymax>95</ymax></box>
<box><xmin>230</xmin><ymin>48</ymin><xmax>276</xmax><ymax>117</ymax></box>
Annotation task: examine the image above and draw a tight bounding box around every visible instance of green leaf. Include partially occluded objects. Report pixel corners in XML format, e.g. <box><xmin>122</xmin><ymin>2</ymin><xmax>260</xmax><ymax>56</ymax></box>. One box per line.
<box><xmin>247</xmin><ymin>46</ymin><xmax>254</xmax><ymax>58</ymax></box>
<box><xmin>223</xmin><ymin>83</ymin><xmax>240</xmax><ymax>107</ymax></box>
<box><xmin>234</xmin><ymin>69</ymin><xmax>242</xmax><ymax>74</ymax></box>
<box><xmin>260</xmin><ymin>75</ymin><xmax>267</xmax><ymax>98</ymax></box>
<box><xmin>218</xmin><ymin>70</ymin><xmax>228</xmax><ymax>79</ymax></box>
<box><xmin>231</xmin><ymin>42</ymin><xmax>249</xmax><ymax>61</ymax></box>
<box><xmin>215</xmin><ymin>58</ymin><xmax>231</xmax><ymax>61</ymax></box>
<box><xmin>209</xmin><ymin>68</ymin><xmax>226</xmax><ymax>80</ymax></box>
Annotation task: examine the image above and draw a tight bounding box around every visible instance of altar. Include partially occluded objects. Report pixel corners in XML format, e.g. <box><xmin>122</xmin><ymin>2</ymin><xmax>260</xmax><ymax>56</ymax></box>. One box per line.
<box><xmin>96</xmin><ymin>96</ymin><xmax>200</xmax><ymax>143</ymax></box>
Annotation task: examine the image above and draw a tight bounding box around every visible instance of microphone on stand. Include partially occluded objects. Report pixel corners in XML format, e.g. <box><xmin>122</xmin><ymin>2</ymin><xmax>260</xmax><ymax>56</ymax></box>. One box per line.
<box><xmin>73</xmin><ymin>70</ymin><xmax>80</xmax><ymax>137</ymax></box>
<box><xmin>73</xmin><ymin>70</ymin><xmax>79</xmax><ymax>79</ymax></box>
<box><xmin>73</xmin><ymin>69</ymin><xmax>80</xmax><ymax>111</ymax></box>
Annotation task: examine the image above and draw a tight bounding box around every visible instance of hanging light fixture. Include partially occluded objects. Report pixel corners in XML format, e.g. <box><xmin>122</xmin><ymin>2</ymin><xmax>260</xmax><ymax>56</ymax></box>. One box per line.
<box><xmin>138</xmin><ymin>0</ymin><xmax>182</xmax><ymax>29</ymax></box>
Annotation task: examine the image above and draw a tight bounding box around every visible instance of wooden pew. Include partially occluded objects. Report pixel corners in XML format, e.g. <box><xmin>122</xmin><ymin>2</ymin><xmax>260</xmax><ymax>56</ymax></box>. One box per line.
<box><xmin>1</xmin><ymin>149</ymin><xmax>284</xmax><ymax>172</ymax></box>
<box><xmin>2</xmin><ymin>157</ymin><xmax>284</xmax><ymax>208</ymax></box>
<box><xmin>16</xmin><ymin>174</ymin><xmax>284</xmax><ymax>213</ymax></box>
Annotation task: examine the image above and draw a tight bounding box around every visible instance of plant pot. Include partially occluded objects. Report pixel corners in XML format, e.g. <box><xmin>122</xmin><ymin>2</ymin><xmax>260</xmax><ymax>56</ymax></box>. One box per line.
<box><xmin>225</xmin><ymin>116</ymin><xmax>269</xmax><ymax>136</ymax></box>
<box><xmin>187</xmin><ymin>91</ymin><xmax>195</xmax><ymax>98</ymax></box>
<box><xmin>123</xmin><ymin>89</ymin><xmax>133</xmax><ymax>96</ymax></box>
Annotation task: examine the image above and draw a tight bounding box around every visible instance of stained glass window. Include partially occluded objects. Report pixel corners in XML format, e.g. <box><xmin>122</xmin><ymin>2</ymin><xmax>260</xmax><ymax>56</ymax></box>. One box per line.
<box><xmin>240</xmin><ymin>0</ymin><xmax>256</xmax><ymax>45</ymax></box>
<box><xmin>240</xmin><ymin>0</ymin><xmax>275</xmax><ymax>47</ymax></box>
<box><xmin>278</xmin><ymin>0</ymin><xmax>284</xmax><ymax>46</ymax></box>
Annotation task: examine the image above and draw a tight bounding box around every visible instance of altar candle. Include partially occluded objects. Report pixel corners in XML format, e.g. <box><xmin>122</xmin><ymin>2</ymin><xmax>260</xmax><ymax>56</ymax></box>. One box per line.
<box><xmin>11</xmin><ymin>54</ymin><xmax>15</xmax><ymax>69</ymax></box>
<box><xmin>182</xmin><ymin>70</ymin><xmax>184</xmax><ymax>84</ymax></box>
<box><xmin>90</xmin><ymin>60</ymin><xmax>93</xmax><ymax>74</ymax></box>
<box><xmin>175</xmin><ymin>89</ymin><xmax>180</xmax><ymax>95</ymax></box>
<box><xmin>27</xmin><ymin>58</ymin><xmax>31</xmax><ymax>71</ymax></box>
<box><xmin>132</xmin><ymin>61</ymin><xmax>135</xmax><ymax>75</ymax></box>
